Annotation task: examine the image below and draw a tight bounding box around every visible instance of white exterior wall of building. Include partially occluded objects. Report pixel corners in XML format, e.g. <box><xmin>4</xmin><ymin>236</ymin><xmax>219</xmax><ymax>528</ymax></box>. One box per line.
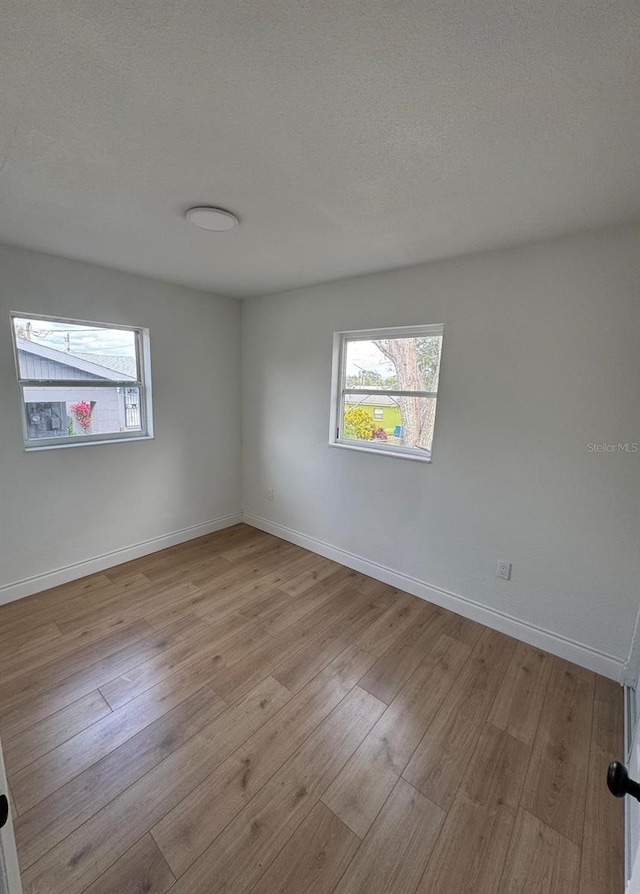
<box><xmin>22</xmin><ymin>385</ymin><xmax>129</xmax><ymax>435</ymax></box>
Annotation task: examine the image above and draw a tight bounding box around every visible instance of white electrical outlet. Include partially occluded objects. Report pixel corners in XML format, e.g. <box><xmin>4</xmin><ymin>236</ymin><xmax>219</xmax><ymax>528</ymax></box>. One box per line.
<box><xmin>266</xmin><ymin>489</ymin><xmax>274</xmax><ymax>501</ymax></box>
<box><xmin>496</xmin><ymin>560</ymin><xmax>512</xmax><ymax>581</ymax></box>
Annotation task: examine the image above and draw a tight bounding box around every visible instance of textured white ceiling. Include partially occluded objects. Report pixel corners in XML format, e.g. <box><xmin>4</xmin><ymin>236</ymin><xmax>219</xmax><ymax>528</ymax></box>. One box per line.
<box><xmin>1</xmin><ymin>0</ymin><xmax>638</xmax><ymax>298</ymax></box>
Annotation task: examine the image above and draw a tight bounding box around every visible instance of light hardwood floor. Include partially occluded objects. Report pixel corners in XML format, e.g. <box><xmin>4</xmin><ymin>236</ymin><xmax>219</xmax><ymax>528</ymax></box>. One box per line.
<box><xmin>0</xmin><ymin>524</ymin><xmax>623</xmax><ymax>894</ymax></box>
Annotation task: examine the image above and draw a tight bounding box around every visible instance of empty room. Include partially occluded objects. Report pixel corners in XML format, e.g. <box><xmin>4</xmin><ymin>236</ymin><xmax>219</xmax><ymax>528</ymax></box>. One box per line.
<box><xmin>0</xmin><ymin>1</ymin><xmax>639</xmax><ymax>893</ymax></box>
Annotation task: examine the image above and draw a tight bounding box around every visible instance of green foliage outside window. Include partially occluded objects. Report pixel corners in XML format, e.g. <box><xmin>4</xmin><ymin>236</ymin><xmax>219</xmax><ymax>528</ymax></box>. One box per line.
<box><xmin>343</xmin><ymin>406</ymin><xmax>377</xmax><ymax>440</ymax></box>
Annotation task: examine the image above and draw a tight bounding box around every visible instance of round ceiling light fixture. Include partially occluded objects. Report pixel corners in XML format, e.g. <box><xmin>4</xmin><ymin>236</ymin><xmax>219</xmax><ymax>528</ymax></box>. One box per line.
<box><xmin>185</xmin><ymin>206</ymin><xmax>239</xmax><ymax>232</ymax></box>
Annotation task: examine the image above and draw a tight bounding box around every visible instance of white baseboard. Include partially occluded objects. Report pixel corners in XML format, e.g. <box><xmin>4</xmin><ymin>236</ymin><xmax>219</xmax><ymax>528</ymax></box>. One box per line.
<box><xmin>243</xmin><ymin>512</ymin><xmax>624</xmax><ymax>682</ymax></box>
<box><xmin>3</xmin><ymin>507</ymin><xmax>625</xmax><ymax>682</ymax></box>
<box><xmin>0</xmin><ymin>512</ymin><xmax>243</xmax><ymax>606</ymax></box>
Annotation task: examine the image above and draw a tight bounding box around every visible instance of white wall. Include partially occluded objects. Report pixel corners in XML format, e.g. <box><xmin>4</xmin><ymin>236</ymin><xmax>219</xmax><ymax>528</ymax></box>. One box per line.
<box><xmin>0</xmin><ymin>245</ymin><xmax>242</xmax><ymax>603</ymax></box>
<box><xmin>242</xmin><ymin>225</ymin><xmax>640</xmax><ymax>677</ymax></box>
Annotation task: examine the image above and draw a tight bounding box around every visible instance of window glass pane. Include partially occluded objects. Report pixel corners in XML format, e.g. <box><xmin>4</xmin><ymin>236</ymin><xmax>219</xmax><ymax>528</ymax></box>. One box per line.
<box><xmin>344</xmin><ymin>336</ymin><xmax>442</xmax><ymax>393</ymax></box>
<box><xmin>23</xmin><ymin>386</ymin><xmax>142</xmax><ymax>440</ymax></box>
<box><xmin>342</xmin><ymin>395</ymin><xmax>437</xmax><ymax>452</ymax></box>
<box><xmin>13</xmin><ymin>317</ymin><xmax>138</xmax><ymax>381</ymax></box>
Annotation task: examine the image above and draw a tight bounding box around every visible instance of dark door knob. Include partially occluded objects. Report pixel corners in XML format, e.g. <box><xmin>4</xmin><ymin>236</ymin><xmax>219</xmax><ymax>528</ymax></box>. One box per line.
<box><xmin>607</xmin><ymin>762</ymin><xmax>640</xmax><ymax>801</ymax></box>
<box><xmin>0</xmin><ymin>794</ymin><xmax>8</xmax><ymax>829</ymax></box>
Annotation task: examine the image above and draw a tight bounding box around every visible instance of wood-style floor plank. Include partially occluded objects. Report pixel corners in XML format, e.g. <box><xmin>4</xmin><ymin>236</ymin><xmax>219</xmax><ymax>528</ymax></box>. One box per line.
<box><xmin>420</xmin><ymin>790</ymin><xmax>516</xmax><ymax>894</ymax></box>
<box><xmin>498</xmin><ymin>808</ymin><xmax>581</xmax><ymax>894</ymax></box>
<box><xmin>0</xmin><ymin>623</ymin><xmax>62</xmax><ymax>673</ymax></box>
<box><xmin>151</xmin><ymin>645</ymin><xmax>376</xmax><ymax>876</ymax></box>
<box><xmin>241</xmin><ymin>573</ymin><xmax>354</xmax><ymax>637</ymax></box>
<box><xmin>81</xmin><ymin>835</ymin><xmax>175</xmax><ymax>894</ymax></box>
<box><xmin>489</xmin><ymin>641</ymin><xmax>554</xmax><ymax>745</ymax></box>
<box><xmin>0</xmin><ymin>574</ymin><xmax>113</xmax><ymax>628</ymax></box>
<box><xmin>3</xmin><ymin>690</ymin><xmax>112</xmax><ymax>775</ymax></box>
<box><xmin>55</xmin><ymin>576</ymin><xmax>211</xmax><ymax>636</ymax></box>
<box><xmin>353</xmin><ymin>591</ymin><xmax>425</xmax><ymax>656</ymax></box>
<box><xmin>0</xmin><ymin>525</ymin><xmax>623</xmax><ymax>894</ymax></box>
<box><xmin>520</xmin><ymin>659</ymin><xmax>595</xmax><ymax>844</ymax></box>
<box><xmin>0</xmin><ymin>618</ymin><xmax>156</xmax><ymax>714</ymax></box>
<box><xmin>165</xmin><ymin>686</ymin><xmax>385</xmax><ymax>894</ymax></box>
<box><xmin>10</xmin><ymin>622</ymin><xmax>223</xmax><ymax>813</ymax></box>
<box><xmin>14</xmin><ymin>686</ymin><xmax>227</xmax><ymax>870</ymax></box>
<box><xmin>209</xmin><ymin>577</ymin><xmax>384</xmax><ymax>703</ymax></box>
<box><xmin>323</xmin><ymin>633</ymin><xmax>470</xmax><ymax>837</ymax></box>
<box><xmin>402</xmin><ymin>627</ymin><xmax>517</xmax><ymax>809</ymax></box>
<box><xmin>0</xmin><ymin>618</ymin><xmax>198</xmax><ymax>741</ymax></box>
<box><xmin>21</xmin><ymin>677</ymin><xmax>291</xmax><ymax>894</ymax></box>
<box><xmin>248</xmin><ymin>802</ymin><xmax>359</xmax><ymax>894</ymax></box>
<box><xmin>271</xmin><ymin>582</ymin><xmax>397</xmax><ymax>694</ymax></box>
<box><xmin>25</xmin><ymin>573</ymin><xmax>162</xmax><ymax>635</ymax></box>
<box><xmin>443</xmin><ymin>612</ymin><xmax>487</xmax><ymax>649</ymax></box>
<box><xmin>278</xmin><ymin>559</ymin><xmax>342</xmax><ymax>597</ymax></box>
<box><xmin>416</xmin><ymin>724</ymin><xmax>530</xmax><ymax>894</ymax></box>
<box><xmin>97</xmin><ymin>610</ymin><xmax>257</xmax><ymax>709</ymax></box>
<box><xmin>145</xmin><ymin>556</ymin><xmax>316</xmax><ymax>629</ymax></box>
<box><xmin>332</xmin><ymin>778</ymin><xmax>445</xmax><ymax>894</ymax></box>
<box><xmin>270</xmin><ymin>629</ymin><xmax>352</xmax><ymax>695</ymax></box>
<box><xmin>462</xmin><ymin>722</ymin><xmax>530</xmax><ymax>808</ymax></box>
<box><xmin>358</xmin><ymin>602</ymin><xmax>449</xmax><ymax>704</ymax></box>
<box><xmin>187</xmin><ymin>551</ymin><xmax>339</xmax><ymax>628</ymax></box>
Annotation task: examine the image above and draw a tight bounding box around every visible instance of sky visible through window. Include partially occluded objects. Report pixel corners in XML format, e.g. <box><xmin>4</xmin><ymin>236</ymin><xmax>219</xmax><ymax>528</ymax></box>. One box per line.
<box><xmin>345</xmin><ymin>340</ymin><xmax>394</xmax><ymax>378</ymax></box>
<box><xmin>13</xmin><ymin>318</ymin><xmax>136</xmax><ymax>359</ymax></box>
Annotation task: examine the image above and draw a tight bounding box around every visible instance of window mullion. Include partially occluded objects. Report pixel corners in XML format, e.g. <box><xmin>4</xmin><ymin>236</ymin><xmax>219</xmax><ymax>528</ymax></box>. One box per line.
<box><xmin>19</xmin><ymin>379</ymin><xmax>142</xmax><ymax>388</ymax></box>
<box><xmin>342</xmin><ymin>389</ymin><xmax>437</xmax><ymax>399</ymax></box>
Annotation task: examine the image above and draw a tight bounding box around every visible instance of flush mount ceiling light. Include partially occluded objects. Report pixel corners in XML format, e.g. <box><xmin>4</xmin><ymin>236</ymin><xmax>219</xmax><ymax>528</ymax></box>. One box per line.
<box><xmin>185</xmin><ymin>206</ymin><xmax>239</xmax><ymax>232</ymax></box>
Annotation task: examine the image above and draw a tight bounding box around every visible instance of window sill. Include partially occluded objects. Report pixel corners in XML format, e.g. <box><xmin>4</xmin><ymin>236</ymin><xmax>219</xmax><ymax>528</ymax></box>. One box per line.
<box><xmin>24</xmin><ymin>434</ymin><xmax>154</xmax><ymax>452</ymax></box>
<box><xmin>329</xmin><ymin>441</ymin><xmax>432</xmax><ymax>463</ymax></box>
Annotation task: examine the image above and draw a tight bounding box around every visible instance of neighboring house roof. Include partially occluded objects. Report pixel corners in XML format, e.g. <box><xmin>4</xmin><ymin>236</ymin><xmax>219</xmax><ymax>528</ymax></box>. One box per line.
<box><xmin>344</xmin><ymin>393</ymin><xmax>398</xmax><ymax>406</ymax></box>
<box><xmin>72</xmin><ymin>353</ymin><xmax>137</xmax><ymax>378</ymax></box>
<box><xmin>16</xmin><ymin>338</ymin><xmax>136</xmax><ymax>381</ymax></box>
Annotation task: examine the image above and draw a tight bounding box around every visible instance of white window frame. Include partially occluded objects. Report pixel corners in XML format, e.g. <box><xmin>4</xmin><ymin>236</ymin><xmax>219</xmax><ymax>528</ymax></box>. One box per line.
<box><xmin>329</xmin><ymin>324</ymin><xmax>443</xmax><ymax>463</ymax></box>
<box><xmin>10</xmin><ymin>312</ymin><xmax>154</xmax><ymax>451</ymax></box>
